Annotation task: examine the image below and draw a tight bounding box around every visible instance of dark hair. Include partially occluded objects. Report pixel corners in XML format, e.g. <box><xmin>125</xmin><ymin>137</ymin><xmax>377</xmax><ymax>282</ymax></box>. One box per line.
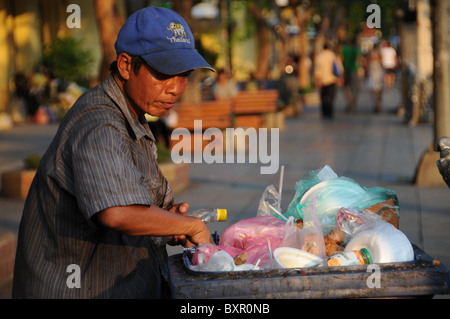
<box><xmin>109</xmin><ymin>55</ymin><xmax>145</xmax><ymax>74</ymax></box>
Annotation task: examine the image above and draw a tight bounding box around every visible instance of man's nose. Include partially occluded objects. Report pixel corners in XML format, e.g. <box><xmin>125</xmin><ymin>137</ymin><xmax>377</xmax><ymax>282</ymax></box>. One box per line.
<box><xmin>166</xmin><ymin>76</ymin><xmax>187</xmax><ymax>95</ymax></box>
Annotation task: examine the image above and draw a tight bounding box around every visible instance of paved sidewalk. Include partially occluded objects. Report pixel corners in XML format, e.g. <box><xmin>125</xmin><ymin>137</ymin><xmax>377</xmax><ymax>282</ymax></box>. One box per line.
<box><xmin>1</xmin><ymin>83</ymin><xmax>449</xmax><ymax>298</ymax></box>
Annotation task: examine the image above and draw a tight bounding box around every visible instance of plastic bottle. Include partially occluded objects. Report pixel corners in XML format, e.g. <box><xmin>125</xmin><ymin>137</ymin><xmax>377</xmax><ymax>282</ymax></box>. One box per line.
<box><xmin>344</xmin><ymin>221</ymin><xmax>414</xmax><ymax>263</ymax></box>
<box><xmin>187</xmin><ymin>208</ymin><xmax>227</xmax><ymax>223</ymax></box>
<box><xmin>326</xmin><ymin>248</ymin><xmax>372</xmax><ymax>267</ymax></box>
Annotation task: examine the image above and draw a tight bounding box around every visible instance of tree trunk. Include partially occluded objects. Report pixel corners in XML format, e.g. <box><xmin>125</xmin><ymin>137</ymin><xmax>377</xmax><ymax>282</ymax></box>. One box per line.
<box><xmin>172</xmin><ymin>0</ymin><xmax>203</xmax><ymax>103</ymax></box>
<box><xmin>432</xmin><ymin>0</ymin><xmax>450</xmax><ymax>140</ymax></box>
<box><xmin>95</xmin><ymin>0</ymin><xmax>125</xmax><ymax>83</ymax></box>
<box><xmin>173</xmin><ymin>0</ymin><xmax>195</xmax><ymax>27</ymax></box>
<box><xmin>249</xmin><ymin>3</ymin><xmax>271</xmax><ymax>81</ymax></box>
<box><xmin>414</xmin><ymin>0</ymin><xmax>448</xmax><ymax>186</ymax></box>
<box><xmin>294</xmin><ymin>5</ymin><xmax>312</xmax><ymax>89</ymax></box>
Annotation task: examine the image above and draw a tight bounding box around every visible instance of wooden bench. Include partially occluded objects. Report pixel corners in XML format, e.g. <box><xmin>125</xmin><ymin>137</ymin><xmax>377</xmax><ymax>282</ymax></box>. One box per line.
<box><xmin>232</xmin><ymin>90</ymin><xmax>279</xmax><ymax>115</ymax></box>
<box><xmin>168</xmin><ymin>99</ymin><xmax>233</xmax><ymax>152</ymax></box>
<box><xmin>169</xmin><ymin>99</ymin><xmax>233</xmax><ymax>131</ymax></box>
<box><xmin>232</xmin><ymin>90</ymin><xmax>280</xmax><ymax>129</ymax></box>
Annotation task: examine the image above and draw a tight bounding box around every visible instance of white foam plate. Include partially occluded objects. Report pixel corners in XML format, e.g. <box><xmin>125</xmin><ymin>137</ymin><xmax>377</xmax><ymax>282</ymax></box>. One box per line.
<box><xmin>274</xmin><ymin>247</ymin><xmax>324</xmax><ymax>268</ymax></box>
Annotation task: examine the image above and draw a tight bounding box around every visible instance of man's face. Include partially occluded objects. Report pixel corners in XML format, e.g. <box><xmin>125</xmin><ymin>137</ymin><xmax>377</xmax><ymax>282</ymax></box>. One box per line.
<box><xmin>122</xmin><ymin>56</ymin><xmax>189</xmax><ymax>117</ymax></box>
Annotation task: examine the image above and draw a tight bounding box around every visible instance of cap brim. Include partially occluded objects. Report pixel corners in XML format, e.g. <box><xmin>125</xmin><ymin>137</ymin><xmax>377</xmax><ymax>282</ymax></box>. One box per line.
<box><xmin>141</xmin><ymin>49</ymin><xmax>215</xmax><ymax>75</ymax></box>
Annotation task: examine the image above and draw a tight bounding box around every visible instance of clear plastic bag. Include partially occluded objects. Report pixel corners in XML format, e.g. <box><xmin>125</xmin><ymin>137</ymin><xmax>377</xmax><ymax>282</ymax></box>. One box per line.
<box><xmin>281</xmin><ymin>216</ymin><xmax>303</xmax><ymax>249</ymax></box>
<box><xmin>334</xmin><ymin>207</ymin><xmax>383</xmax><ymax>244</ymax></box>
<box><xmin>297</xmin><ymin>203</ymin><xmax>327</xmax><ymax>259</ymax></box>
<box><xmin>194</xmin><ymin>250</ymin><xmax>236</xmax><ymax>272</ymax></box>
<box><xmin>184</xmin><ymin>243</ymin><xmax>260</xmax><ymax>272</ymax></box>
<box><xmin>323</xmin><ymin>204</ymin><xmax>398</xmax><ymax>257</ymax></box>
<box><xmin>256</xmin><ymin>184</ymin><xmax>281</xmax><ymax>217</ymax></box>
<box><xmin>358</xmin><ymin>191</ymin><xmax>400</xmax><ymax>228</ymax></box>
<box><xmin>190</xmin><ymin>243</ymin><xmax>221</xmax><ymax>265</ymax></box>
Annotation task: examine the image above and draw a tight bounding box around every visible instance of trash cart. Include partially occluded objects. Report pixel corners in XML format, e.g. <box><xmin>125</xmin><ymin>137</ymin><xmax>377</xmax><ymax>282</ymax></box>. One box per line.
<box><xmin>168</xmin><ymin>244</ymin><xmax>450</xmax><ymax>299</ymax></box>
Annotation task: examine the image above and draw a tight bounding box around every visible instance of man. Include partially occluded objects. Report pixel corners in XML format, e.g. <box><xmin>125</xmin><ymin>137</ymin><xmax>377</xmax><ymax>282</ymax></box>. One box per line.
<box><xmin>340</xmin><ymin>37</ymin><xmax>361</xmax><ymax>112</ymax></box>
<box><xmin>437</xmin><ymin>136</ymin><xmax>450</xmax><ymax>188</ymax></box>
<box><xmin>314</xmin><ymin>43</ymin><xmax>341</xmax><ymax>120</ymax></box>
<box><xmin>13</xmin><ymin>6</ymin><xmax>214</xmax><ymax>299</ymax></box>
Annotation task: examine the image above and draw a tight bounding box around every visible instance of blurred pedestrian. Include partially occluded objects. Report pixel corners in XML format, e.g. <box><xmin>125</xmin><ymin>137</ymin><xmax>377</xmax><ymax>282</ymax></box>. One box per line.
<box><xmin>340</xmin><ymin>37</ymin><xmax>361</xmax><ymax>113</ymax></box>
<box><xmin>314</xmin><ymin>43</ymin><xmax>342</xmax><ymax>120</ymax></box>
<box><xmin>437</xmin><ymin>136</ymin><xmax>450</xmax><ymax>188</ymax></box>
<box><xmin>367</xmin><ymin>44</ymin><xmax>384</xmax><ymax>113</ymax></box>
<box><xmin>13</xmin><ymin>72</ymin><xmax>39</xmax><ymax>120</ymax></box>
<box><xmin>213</xmin><ymin>69</ymin><xmax>238</xmax><ymax>100</ymax></box>
<box><xmin>380</xmin><ymin>41</ymin><xmax>398</xmax><ymax>89</ymax></box>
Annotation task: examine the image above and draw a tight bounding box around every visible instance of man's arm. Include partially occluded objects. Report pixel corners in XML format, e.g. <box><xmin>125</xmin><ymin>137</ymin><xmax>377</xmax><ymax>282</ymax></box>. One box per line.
<box><xmin>96</xmin><ymin>205</ymin><xmax>213</xmax><ymax>246</ymax></box>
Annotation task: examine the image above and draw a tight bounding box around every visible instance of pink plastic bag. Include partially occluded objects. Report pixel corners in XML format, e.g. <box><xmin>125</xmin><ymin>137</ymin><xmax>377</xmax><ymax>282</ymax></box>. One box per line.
<box><xmin>218</xmin><ymin>215</ymin><xmax>286</xmax><ymax>268</ymax></box>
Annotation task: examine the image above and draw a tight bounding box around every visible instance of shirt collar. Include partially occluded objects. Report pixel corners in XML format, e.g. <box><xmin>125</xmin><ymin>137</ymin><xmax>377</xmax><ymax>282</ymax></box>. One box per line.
<box><xmin>101</xmin><ymin>74</ymin><xmax>155</xmax><ymax>142</ymax></box>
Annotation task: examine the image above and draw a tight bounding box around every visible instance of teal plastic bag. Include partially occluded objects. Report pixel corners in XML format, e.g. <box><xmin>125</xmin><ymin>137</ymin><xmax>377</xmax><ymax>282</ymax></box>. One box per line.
<box><xmin>284</xmin><ymin>167</ymin><xmax>400</xmax><ymax>235</ymax></box>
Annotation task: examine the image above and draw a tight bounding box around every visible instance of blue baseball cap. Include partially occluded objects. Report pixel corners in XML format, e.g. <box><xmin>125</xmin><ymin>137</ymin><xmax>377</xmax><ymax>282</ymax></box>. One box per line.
<box><xmin>115</xmin><ymin>6</ymin><xmax>214</xmax><ymax>75</ymax></box>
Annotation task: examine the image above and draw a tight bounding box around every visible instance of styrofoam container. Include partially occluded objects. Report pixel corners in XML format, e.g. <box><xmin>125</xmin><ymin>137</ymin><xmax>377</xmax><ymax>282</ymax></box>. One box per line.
<box><xmin>274</xmin><ymin>247</ymin><xmax>324</xmax><ymax>269</ymax></box>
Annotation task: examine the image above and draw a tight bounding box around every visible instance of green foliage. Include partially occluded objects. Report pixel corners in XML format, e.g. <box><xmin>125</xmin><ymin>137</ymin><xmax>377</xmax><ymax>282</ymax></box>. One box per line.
<box><xmin>299</xmin><ymin>85</ymin><xmax>316</xmax><ymax>95</ymax></box>
<box><xmin>40</xmin><ymin>37</ymin><xmax>94</xmax><ymax>87</ymax></box>
<box><xmin>24</xmin><ymin>154</ymin><xmax>42</xmax><ymax>170</ymax></box>
<box><xmin>157</xmin><ymin>143</ymin><xmax>172</xmax><ymax>164</ymax></box>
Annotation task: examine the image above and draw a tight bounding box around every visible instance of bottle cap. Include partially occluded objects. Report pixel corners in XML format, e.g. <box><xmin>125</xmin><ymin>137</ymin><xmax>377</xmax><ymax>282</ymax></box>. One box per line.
<box><xmin>217</xmin><ymin>209</ymin><xmax>227</xmax><ymax>221</ymax></box>
<box><xmin>360</xmin><ymin>248</ymin><xmax>372</xmax><ymax>264</ymax></box>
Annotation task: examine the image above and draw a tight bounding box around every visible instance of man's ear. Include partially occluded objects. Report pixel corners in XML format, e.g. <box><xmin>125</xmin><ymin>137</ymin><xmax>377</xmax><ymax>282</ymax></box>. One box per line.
<box><xmin>117</xmin><ymin>52</ymin><xmax>132</xmax><ymax>80</ymax></box>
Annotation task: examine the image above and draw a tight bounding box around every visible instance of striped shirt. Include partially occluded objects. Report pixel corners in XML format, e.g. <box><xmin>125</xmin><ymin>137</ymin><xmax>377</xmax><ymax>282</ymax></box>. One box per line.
<box><xmin>12</xmin><ymin>74</ymin><xmax>175</xmax><ymax>298</ymax></box>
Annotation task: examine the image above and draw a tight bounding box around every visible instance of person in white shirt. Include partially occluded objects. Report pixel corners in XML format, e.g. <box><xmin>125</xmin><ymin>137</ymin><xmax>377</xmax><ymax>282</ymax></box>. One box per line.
<box><xmin>380</xmin><ymin>41</ymin><xmax>398</xmax><ymax>89</ymax></box>
<box><xmin>314</xmin><ymin>43</ymin><xmax>342</xmax><ymax>120</ymax></box>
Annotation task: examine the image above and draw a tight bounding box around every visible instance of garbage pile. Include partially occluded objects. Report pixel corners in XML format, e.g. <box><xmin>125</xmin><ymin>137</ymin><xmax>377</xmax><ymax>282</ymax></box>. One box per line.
<box><xmin>184</xmin><ymin>165</ymin><xmax>415</xmax><ymax>272</ymax></box>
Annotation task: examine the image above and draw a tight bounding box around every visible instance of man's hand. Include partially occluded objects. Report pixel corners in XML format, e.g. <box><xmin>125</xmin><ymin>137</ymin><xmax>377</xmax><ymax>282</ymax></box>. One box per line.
<box><xmin>184</xmin><ymin>218</ymin><xmax>214</xmax><ymax>247</ymax></box>
<box><xmin>167</xmin><ymin>202</ymin><xmax>214</xmax><ymax>247</ymax></box>
<box><xmin>169</xmin><ymin>202</ymin><xmax>190</xmax><ymax>215</ymax></box>
<box><xmin>168</xmin><ymin>202</ymin><xmax>190</xmax><ymax>246</ymax></box>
